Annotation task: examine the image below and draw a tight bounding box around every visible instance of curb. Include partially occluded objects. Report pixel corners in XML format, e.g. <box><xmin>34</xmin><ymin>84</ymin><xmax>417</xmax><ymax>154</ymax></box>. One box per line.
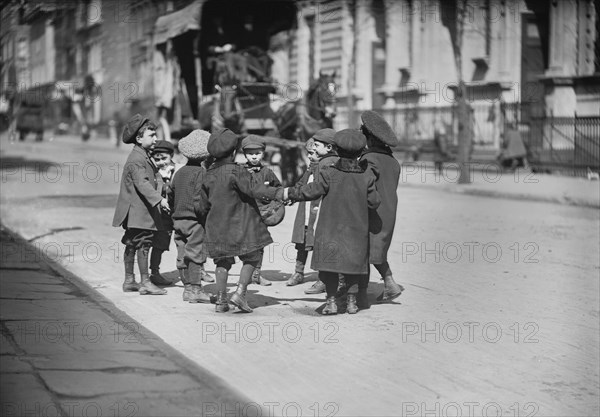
<box><xmin>0</xmin><ymin>223</ymin><xmax>253</xmax><ymax>409</ymax></box>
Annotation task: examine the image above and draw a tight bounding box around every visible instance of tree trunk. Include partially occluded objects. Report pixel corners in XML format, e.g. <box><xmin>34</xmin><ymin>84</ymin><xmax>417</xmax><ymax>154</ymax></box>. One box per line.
<box><xmin>346</xmin><ymin>0</ymin><xmax>357</xmax><ymax>128</ymax></box>
<box><xmin>456</xmin><ymin>80</ymin><xmax>472</xmax><ymax>184</ymax></box>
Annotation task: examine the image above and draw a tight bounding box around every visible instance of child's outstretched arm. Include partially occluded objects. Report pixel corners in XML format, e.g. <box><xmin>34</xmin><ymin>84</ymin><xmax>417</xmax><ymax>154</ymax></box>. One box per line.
<box><xmin>286</xmin><ymin>169</ymin><xmax>331</xmax><ymax>202</ymax></box>
<box><xmin>233</xmin><ymin>166</ymin><xmax>283</xmax><ymax>201</ymax></box>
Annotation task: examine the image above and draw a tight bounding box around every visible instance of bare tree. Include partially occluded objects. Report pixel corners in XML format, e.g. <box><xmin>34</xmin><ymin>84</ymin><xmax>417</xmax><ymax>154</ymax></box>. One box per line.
<box><xmin>441</xmin><ymin>0</ymin><xmax>473</xmax><ymax>184</ymax></box>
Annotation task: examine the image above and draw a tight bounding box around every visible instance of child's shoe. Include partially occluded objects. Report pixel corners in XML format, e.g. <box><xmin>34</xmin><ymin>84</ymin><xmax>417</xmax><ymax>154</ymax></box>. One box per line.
<box><xmin>188</xmin><ymin>284</ymin><xmax>212</xmax><ymax>303</ymax></box>
<box><xmin>376</xmin><ymin>275</ymin><xmax>404</xmax><ymax>303</ymax></box>
<box><xmin>251</xmin><ymin>267</ymin><xmax>272</xmax><ymax>286</ymax></box>
<box><xmin>321</xmin><ymin>296</ymin><xmax>338</xmax><ymax>315</ymax></box>
<box><xmin>304</xmin><ymin>280</ymin><xmax>325</xmax><ymax>294</ymax></box>
<box><xmin>229</xmin><ymin>287</ymin><xmax>253</xmax><ymax>313</ymax></box>
<box><xmin>286</xmin><ymin>272</ymin><xmax>304</xmax><ymax>286</ymax></box>
<box><xmin>200</xmin><ymin>264</ymin><xmax>215</xmax><ymax>283</ymax></box>
<box><xmin>215</xmin><ymin>291</ymin><xmax>230</xmax><ymax>313</ymax></box>
<box><xmin>122</xmin><ymin>273</ymin><xmax>140</xmax><ymax>292</ymax></box>
<box><xmin>346</xmin><ymin>294</ymin><xmax>359</xmax><ymax>314</ymax></box>
<box><xmin>138</xmin><ymin>274</ymin><xmax>167</xmax><ymax>295</ymax></box>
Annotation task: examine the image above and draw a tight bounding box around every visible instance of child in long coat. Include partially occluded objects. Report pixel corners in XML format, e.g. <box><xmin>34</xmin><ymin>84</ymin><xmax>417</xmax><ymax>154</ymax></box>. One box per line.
<box><xmin>169</xmin><ymin>130</ymin><xmax>213</xmax><ymax>304</ymax></box>
<box><xmin>286</xmin><ymin>129</ymin><xmax>381</xmax><ymax>315</ymax></box>
<box><xmin>359</xmin><ymin>110</ymin><xmax>404</xmax><ymax>304</ymax></box>
<box><xmin>199</xmin><ymin>128</ymin><xmax>283</xmax><ymax>313</ymax></box>
<box><xmin>287</xmin><ymin>128</ymin><xmax>338</xmax><ymax>291</ymax></box>
<box><xmin>240</xmin><ymin>134</ymin><xmax>282</xmax><ymax>286</ymax></box>
<box><xmin>112</xmin><ymin>114</ymin><xmax>170</xmax><ymax>295</ymax></box>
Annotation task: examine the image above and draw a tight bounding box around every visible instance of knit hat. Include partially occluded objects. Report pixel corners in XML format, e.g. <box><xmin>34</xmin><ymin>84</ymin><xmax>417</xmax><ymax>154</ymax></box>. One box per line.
<box><xmin>333</xmin><ymin>129</ymin><xmax>366</xmax><ymax>155</ymax></box>
<box><xmin>312</xmin><ymin>128</ymin><xmax>336</xmax><ymax>145</ymax></box>
<box><xmin>360</xmin><ymin>110</ymin><xmax>399</xmax><ymax>146</ymax></box>
<box><xmin>152</xmin><ymin>140</ymin><xmax>175</xmax><ymax>155</ymax></box>
<box><xmin>207</xmin><ymin>128</ymin><xmax>239</xmax><ymax>159</ymax></box>
<box><xmin>241</xmin><ymin>134</ymin><xmax>266</xmax><ymax>151</ymax></box>
<box><xmin>122</xmin><ymin>113</ymin><xmax>150</xmax><ymax>144</ymax></box>
<box><xmin>178</xmin><ymin>129</ymin><xmax>211</xmax><ymax>161</ymax></box>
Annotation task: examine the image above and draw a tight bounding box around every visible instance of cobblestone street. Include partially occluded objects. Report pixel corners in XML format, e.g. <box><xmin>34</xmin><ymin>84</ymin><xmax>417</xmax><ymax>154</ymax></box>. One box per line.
<box><xmin>1</xmin><ymin>134</ymin><xmax>599</xmax><ymax>416</ymax></box>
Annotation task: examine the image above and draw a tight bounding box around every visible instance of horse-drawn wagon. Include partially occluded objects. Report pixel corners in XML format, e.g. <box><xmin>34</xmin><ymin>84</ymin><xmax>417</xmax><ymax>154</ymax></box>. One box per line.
<box><xmin>152</xmin><ymin>0</ymin><xmax>337</xmax><ymax>185</ymax></box>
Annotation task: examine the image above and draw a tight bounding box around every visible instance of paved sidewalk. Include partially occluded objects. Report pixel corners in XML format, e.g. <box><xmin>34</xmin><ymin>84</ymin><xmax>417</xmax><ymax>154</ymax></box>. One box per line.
<box><xmin>397</xmin><ymin>161</ymin><xmax>600</xmax><ymax>209</ymax></box>
<box><xmin>0</xmin><ymin>225</ymin><xmax>251</xmax><ymax>417</ymax></box>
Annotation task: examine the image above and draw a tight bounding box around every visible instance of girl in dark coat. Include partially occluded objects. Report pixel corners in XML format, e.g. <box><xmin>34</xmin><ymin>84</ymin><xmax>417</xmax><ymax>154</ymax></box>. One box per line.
<box><xmin>359</xmin><ymin>110</ymin><xmax>405</xmax><ymax>304</ymax></box>
<box><xmin>286</xmin><ymin>129</ymin><xmax>381</xmax><ymax>315</ymax></box>
<box><xmin>199</xmin><ymin>128</ymin><xmax>283</xmax><ymax>313</ymax></box>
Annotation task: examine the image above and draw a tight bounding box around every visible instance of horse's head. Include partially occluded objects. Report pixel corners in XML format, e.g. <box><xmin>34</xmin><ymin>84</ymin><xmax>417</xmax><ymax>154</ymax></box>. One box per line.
<box><xmin>308</xmin><ymin>70</ymin><xmax>338</xmax><ymax>121</ymax></box>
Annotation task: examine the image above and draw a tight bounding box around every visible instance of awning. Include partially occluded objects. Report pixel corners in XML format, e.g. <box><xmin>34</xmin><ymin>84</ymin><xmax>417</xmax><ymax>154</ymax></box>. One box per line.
<box><xmin>154</xmin><ymin>0</ymin><xmax>205</xmax><ymax>45</ymax></box>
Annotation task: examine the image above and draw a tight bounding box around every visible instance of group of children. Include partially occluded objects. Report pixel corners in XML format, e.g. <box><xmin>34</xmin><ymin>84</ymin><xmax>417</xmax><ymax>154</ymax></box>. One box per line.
<box><xmin>112</xmin><ymin>110</ymin><xmax>404</xmax><ymax>314</ymax></box>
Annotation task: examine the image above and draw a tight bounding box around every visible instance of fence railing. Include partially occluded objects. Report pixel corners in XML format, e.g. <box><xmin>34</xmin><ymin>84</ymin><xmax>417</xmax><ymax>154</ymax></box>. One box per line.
<box><xmin>334</xmin><ymin>102</ymin><xmax>600</xmax><ymax>175</ymax></box>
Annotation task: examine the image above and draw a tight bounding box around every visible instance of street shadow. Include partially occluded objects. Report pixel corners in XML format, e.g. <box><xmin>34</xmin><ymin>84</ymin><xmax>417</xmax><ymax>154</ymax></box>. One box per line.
<box><xmin>0</xmin><ymin>155</ymin><xmax>57</xmax><ymax>178</ymax></box>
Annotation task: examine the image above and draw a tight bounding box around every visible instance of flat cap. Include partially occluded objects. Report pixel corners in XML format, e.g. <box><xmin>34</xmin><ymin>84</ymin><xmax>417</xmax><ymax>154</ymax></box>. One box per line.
<box><xmin>312</xmin><ymin>128</ymin><xmax>336</xmax><ymax>145</ymax></box>
<box><xmin>152</xmin><ymin>140</ymin><xmax>175</xmax><ymax>155</ymax></box>
<box><xmin>208</xmin><ymin>128</ymin><xmax>239</xmax><ymax>159</ymax></box>
<box><xmin>241</xmin><ymin>134</ymin><xmax>266</xmax><ymax>151</ymax></box>
<box><xmin>178</xmin><ymin>129</ymin><xmax>210</xmax><ymax>161</ymax></box>
<box><xmin>122</xmin><ymin>113</ymin><xmax>150</xmax><ymax>144</ymax></box>
<box><xmin>333</xmin><ymin>129</ymin><xmax>366</xmax><ymax>154</ymax></box>
<box><xmin>360</xmin><ymin>110</ymin><xmax>399</xmax><ymax>146</ymax></box>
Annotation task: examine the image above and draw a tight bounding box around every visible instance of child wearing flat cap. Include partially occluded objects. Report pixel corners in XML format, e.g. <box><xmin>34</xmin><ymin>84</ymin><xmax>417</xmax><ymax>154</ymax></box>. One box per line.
<box><xmin>148</xmin><ymin>140</ymin><xmax>176</xmax><ymax>287</ymax></box>
<box><xmin>287</xmin><ymin>128</ymin><xmax>338</xmax><ymax>291</ymax></box>
<box><xmin>169</xmin><ymin>129</ymin><xmax>215</xmax><ymax>304</ymax></box>
<box><xmin>360</xmin><ymin>110</ymin><xmax>404</xmax><ymax>304</ymax></box>
<box><xmin>240</xmin><ymin>134</ymin><xmax>282</xmax><ymax>286</ymax></box>
<box><xmin>199</xmin><ymin>128</ymin><xmax>284</xmax><ymax>313</ymax></box>
<box><xmin>112</xmin><ymin>114</ymin><xmax>170</xmax><ymax>295</ymax></box>
<box><xmin>285</xmin><ymin>129</ymin><xmax>381</xmax><ymax>315</ymax></box>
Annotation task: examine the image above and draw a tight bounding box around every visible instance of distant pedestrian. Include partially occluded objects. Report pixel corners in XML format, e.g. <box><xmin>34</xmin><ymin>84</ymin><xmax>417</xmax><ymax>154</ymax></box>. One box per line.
<box><xmin>286</xmin><ymin>128</ymin><xmax>338</xmax><ymax>291</ymax></box>
<box><xmin>199</xmin><ymin>128</ymin><xmax>283</xmax><ymax>313</ymax></box>
<box><xmin>285</xmin><ymin>129</ymin><xmax>381</xmax><ymax>315</ymax></box>
<box><xmin>149</xmin><ymin>140</ymin><xmax>176</xmax><ymax>287</ymax></box>
<box><xmin>169</xmin><ymin>130</ymin><xmax>214</xmax><ymax>304</ymax></box>
<box><xmin>112</xmin><ymin>114</ymin><xmax>170</xmax><ymax>295</ymax></box>
<box><xmin>359</xmin><ymin>110</ymin><xmax>405</xmax><ymax>305</ymax></box>
<box><xmin>240</xmin><ymin>134</ymin><xmax>283</xmax><ymax>286</ymax></box>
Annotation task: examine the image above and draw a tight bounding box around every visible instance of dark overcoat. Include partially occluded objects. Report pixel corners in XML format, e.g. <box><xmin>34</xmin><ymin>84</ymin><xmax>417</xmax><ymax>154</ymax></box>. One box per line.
<box><xmin>200</xmin><ymin>160</ymin><xmax>281</xmax><ymax>258</ymax></box>
<box><xmin>291</xmin><ymin>153</ymin><xmax>338</xmax><ymax>247</ymax></box>
<box><xmin>360</xmin><ymin>149</ymin><xmax>400</xmax><ymax>264</ymax></box>
<box><xmin>112</xmin><ymin>145</ymin><xmax>164</xmax><ymax>230</ymax></box>
<box><xmin>288</xmin><ymin>158</ymin><xmax>381</xmax><ymax>275</ymax></box>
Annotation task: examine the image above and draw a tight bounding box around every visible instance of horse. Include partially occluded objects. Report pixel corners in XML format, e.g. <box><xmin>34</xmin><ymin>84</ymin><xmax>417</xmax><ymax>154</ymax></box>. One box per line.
<box><xmin>274</xmin><ymin>71</ymin><xmax>338</xmax><ymax>184</ymax></box>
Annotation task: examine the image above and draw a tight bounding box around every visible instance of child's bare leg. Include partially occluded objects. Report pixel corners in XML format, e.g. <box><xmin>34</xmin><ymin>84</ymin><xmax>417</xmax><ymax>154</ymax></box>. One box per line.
<box><xmin>374</xmin><ymin>261</ymin><xmax>404</xmax><ymax>303</ymax></box>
